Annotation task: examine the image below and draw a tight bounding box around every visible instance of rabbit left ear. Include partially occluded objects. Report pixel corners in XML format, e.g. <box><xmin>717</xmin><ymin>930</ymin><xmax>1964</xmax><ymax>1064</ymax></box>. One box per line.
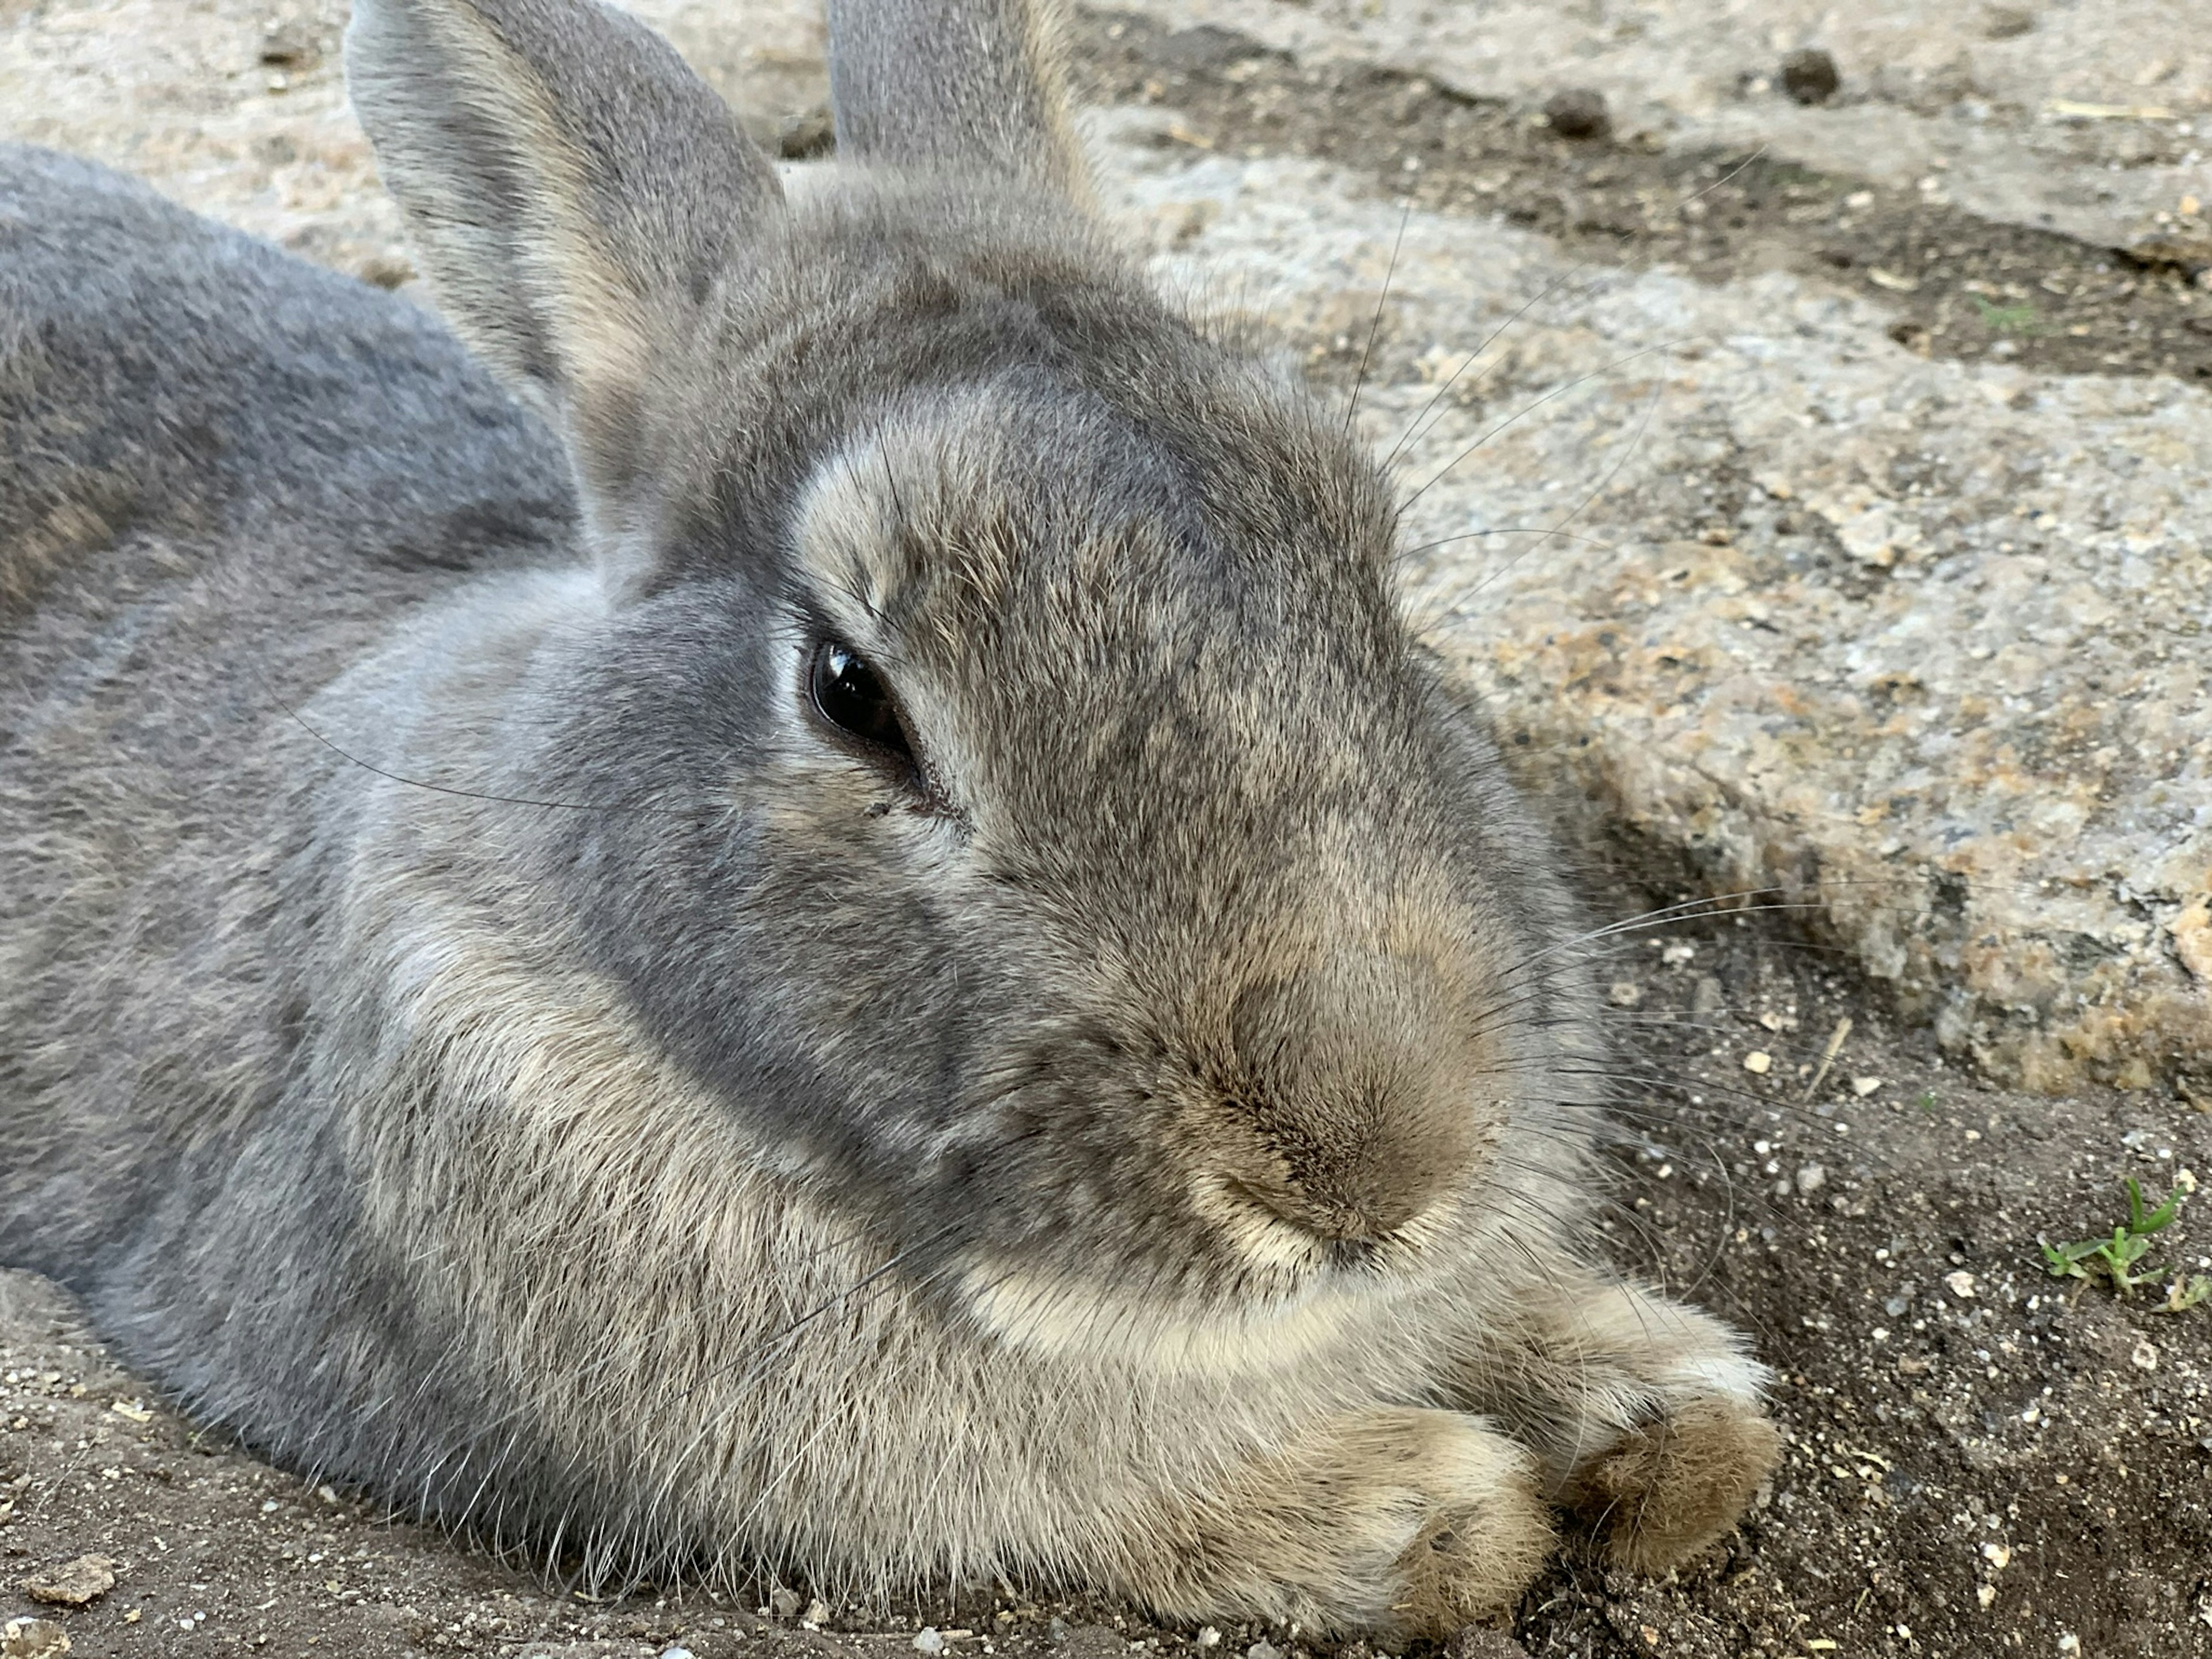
<box><xmin>347</xmin><ymin>0</ymin><xmax>784</xmax><ymax>515</ymax></box>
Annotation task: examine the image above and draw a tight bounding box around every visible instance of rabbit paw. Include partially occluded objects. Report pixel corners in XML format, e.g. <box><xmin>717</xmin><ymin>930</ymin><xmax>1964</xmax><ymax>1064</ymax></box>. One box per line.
<box><xmin>1561</xmin><ymin>1393</ymin><xmax>1779</xmax><ymax>1572</ymax></box>
<box><xmin>1369</xmin><ymin>1411</ymin><xmax>1555</xmax><ymax>1638</ymax></box>
<box><xmin>1207</xmin><ymin>1408</ymin><xmax>1555</xmax><ymax>1638</ymax></box>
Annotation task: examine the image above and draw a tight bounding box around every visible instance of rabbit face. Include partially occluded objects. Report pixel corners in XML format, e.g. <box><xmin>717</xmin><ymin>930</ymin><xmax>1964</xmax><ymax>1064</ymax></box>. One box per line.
<box><xmin>533</xmin><ymin>306</ymin><xmax>1589</xmax><ymax>1375</ymax></box>
<box><xmin>336</xmin><ymin>0</ymin><xmax>1597</xmax><ymax>1381</ymax></box>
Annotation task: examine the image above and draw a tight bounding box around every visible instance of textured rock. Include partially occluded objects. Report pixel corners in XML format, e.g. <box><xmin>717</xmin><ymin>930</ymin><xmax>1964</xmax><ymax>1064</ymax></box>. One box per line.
<box><xmin>1110</xmin><ymin>126</ymin><xmax>2211</xmax><ymax>1093</ymax></box>
<box><xmin>20</xmin><ymin>1554</ymin><xmax>115</xmax><ymax>1607</ymax></box>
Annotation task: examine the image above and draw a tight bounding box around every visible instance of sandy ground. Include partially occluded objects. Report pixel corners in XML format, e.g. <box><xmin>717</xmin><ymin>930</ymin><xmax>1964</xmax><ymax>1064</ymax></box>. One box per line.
<box><xmin>3</xmin><ymin>3</ymin><xmax>2212</xmax><ymax>1658</ymax></box>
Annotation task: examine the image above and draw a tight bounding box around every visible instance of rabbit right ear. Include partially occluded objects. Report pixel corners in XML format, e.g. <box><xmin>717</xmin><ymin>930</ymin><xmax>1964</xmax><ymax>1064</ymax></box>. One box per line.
<box><xmin>827</xmin><ymin>0</ymin><xmax>1090</xmax><ymax>202</ymax></box>
<box><xmin>346</xmin><ymin>0</ymin><xmax>782</xmax><ymax>510</ymax></box>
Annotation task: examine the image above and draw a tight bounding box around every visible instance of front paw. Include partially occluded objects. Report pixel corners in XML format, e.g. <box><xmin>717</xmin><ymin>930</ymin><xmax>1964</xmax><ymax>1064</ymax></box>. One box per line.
<box><xmin>1560</xmin><ymin>1394</ymin><xmax>1779</xmax><ymax>1572</ymax></box>
<box><xmin>1140</xmin><ymin>1408</ymin><xmax>1555</xmax><ymax>1639</ymax></box>
<box><xmin>1365</xmin><ymin>1410</ymin><xmax>1556</xmax><ymax>1639</ymax></box>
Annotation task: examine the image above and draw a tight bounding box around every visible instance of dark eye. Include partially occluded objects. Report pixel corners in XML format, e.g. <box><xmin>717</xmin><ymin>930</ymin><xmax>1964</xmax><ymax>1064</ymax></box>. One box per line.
<box><xmin>808</xmin><ymin>639</ymin><xmax>912</xmax><ymax>761</ymax></box>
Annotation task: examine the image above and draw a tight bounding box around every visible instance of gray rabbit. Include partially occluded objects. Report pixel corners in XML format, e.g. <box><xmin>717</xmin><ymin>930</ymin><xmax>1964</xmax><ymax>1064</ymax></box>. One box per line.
<box><xmin>0</xmin><ymin>0</ymin><xmax>1777</xmax><ymax>1634</ymax></box>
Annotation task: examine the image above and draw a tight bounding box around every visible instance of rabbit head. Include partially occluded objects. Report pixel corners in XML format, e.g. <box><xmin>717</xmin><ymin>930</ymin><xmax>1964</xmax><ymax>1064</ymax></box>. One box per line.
<box><xmin>344</xmin><ymin>0</ymin><xmax>1598</xmax><ymax>1380</ymax></box>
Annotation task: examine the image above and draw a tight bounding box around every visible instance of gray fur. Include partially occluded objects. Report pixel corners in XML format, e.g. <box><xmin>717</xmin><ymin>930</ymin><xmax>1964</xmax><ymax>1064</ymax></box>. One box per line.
<box><xmin>0</xmin><ymin>0</ymin><xmax>1775</xmax><ymax>1631</ymax></box>
<box><xmin>828</xmin><ymin>0</ymin><xmax>1088</xmax><ymax>196</ymax></box>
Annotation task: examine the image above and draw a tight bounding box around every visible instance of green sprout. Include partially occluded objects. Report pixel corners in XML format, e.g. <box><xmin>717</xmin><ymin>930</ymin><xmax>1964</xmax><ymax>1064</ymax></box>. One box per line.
<box><xmin>1972</xmin><ymin>296</ymin><xmax>2043</xmax><ymax>335</ymax></box>
<box><xmin>2164</xmin><ymin>1275</ymin><xmax>2212</xmax><ymax>1315</ymax></box>
<box><xmin>2040</xmin><ymin>1179</ymin><xmax>2209</xmax><ymax>1310</ymax></box>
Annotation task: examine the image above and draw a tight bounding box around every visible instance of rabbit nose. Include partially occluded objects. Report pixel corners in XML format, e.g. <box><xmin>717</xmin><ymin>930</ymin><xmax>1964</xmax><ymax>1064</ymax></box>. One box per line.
<box><xmin>1230</xmin><ymin>1142</ymin><xmax>1459</xmax><ymax>1243</ymax></box>
<box><xmin>1212</xmin><ymin>960</ymin><xmax>1488</xmax><ymax>1244</ymax></box>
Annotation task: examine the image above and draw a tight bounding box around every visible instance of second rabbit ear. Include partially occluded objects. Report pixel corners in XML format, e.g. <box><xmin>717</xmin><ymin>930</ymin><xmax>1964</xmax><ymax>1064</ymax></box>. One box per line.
<box><xmin>346</xmin><ymin>0</ymin><xmax>783</xmax><ymax>503</ymax></box>
<box><xmin>827</xmin><ymin>0</ymin><xmax>1092</xmax><ymax>202</ymax></box>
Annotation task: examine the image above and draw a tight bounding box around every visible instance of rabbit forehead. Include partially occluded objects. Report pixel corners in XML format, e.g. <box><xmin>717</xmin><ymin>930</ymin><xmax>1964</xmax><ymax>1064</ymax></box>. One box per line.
<box><xmin>781</xmin><ymin>380</ymin><xmax>1490</xmax><ymax>944</ymax></box>
<box><xmin>789</xmin><ymin>377</ymin><xmax>1199</xmax><ymax>624</ymax></box>
<box><xmin>789</xmin><ymin>377</ymin><xmax>1414</xmax><ymax>747</ymax></box>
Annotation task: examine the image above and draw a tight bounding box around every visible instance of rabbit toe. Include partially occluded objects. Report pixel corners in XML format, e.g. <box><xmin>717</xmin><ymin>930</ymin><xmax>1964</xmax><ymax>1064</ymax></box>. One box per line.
<box><xmin>1369</xmin><ymin>1412</ymin><xmax>1554</xmax><ymax>1639</ymax></box>
<box><xmin>1563</xmin><ymin>1395</ymin><xmax>1779</xmax><ymax>1573</ymax></box>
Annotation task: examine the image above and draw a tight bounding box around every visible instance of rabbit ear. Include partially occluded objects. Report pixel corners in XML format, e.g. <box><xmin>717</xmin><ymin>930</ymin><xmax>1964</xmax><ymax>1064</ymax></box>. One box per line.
<box><xmin>346</xmin><ymin>0</ymin><xmax>782</xmax><ymax>502</ymax></box>
<box><xmin>827</xmin><ymin>0</ymin><xmax>1090</xmax><ymax>201</ymax></box>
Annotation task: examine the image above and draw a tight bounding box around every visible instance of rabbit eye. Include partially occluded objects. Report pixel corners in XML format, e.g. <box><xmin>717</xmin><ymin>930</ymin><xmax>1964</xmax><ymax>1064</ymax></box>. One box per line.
<box><xmin>808</xmin><ymin>639</ymin><xmax>912</xmax><ymax>761</ymax></box>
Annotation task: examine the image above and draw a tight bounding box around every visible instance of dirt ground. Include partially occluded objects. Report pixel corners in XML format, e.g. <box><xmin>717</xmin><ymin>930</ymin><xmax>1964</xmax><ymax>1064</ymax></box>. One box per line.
<box><xmin>1074</xmin><ymin>12</ymin><xmax>2212</xmax><ymax>386</ymax></box>
<box><xmin>5</xmin><ymin>7</ymin><xmax>2212</xmax><ymax>1659</ymax></box>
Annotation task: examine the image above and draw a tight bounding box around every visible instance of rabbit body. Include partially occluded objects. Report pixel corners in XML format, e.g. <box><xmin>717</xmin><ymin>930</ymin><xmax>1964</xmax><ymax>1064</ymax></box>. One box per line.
<box><xmin>0</xmin><ymin>0</ymin><xmax>1777</xmax><ymax>1634</ymax></box>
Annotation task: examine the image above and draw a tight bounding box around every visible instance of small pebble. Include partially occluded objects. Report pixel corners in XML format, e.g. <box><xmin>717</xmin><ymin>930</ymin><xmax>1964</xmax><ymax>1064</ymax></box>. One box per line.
<box><xmin>777</xmin><ymin>104</ymin><xmax>836</xmax><ymax>160</ymax></box>
<box><xmin>22</xmin><ymin>1555</ymin><xmax>115</xmax><ymax>1608</ymax></box>
<box><xmin>1796</xmin><ymin>1164</ymin><xmax>1827</xmax><ymax>1195</ymax></box>
<box><xmin>257</xmin><ymin>21</ymin><xmax>317</xmax><ymax>67</ymax></box>
<box><xmin>1743</xmin><ymin>1051</ymin><xmax>1773</xmax><ymax>1075</ymax></box>
<box><xmin>1851</xmin><ymin>1075</ymin><xmax>1884</xmax><ymax>1096</ymax></box>
<box><xmin>1247</xmin><ymin>1643</ymin><xmax>1283</xmax><ymax>1659</ymax></box>
<box><xmin>355</xmin><ymin>250</ymin><xmax>416</xmax><ymax>291</ymax></box>
<box><xmin>1543</xmin><ymin>88</ymin><xmax>1611</xmax><ymax>141</ymax></box>
<box><xmin>661</xmin><ymin>1648</ymin><xmax>698</xmax><ymax>1659</ymax></box>
<box><xmin>0</xmin><ymin>1618</ymin><xmax>70</xmax><ymax>1659</ymax></box>
<box><xmin>1780</xmin><ymin>47</ymin><xmax>1840</xmax><ymax>105</ymax></box>
<box><xmin>915</xmin><ymin>1630</ymin><xmax>946</xmax><ymax>1655</ymax></box>
<box><xmin>1945</xmin><ymin>1270</ymin><xmax>1977</xmax><ymax>1299</ymax></box>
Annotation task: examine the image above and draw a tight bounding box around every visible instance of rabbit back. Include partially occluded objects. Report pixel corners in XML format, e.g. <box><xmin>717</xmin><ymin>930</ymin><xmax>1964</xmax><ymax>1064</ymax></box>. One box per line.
<box><xmin>0</xmin><ymin>142</ymin><xmax>575</xmax><ymax>1279</ymax></box>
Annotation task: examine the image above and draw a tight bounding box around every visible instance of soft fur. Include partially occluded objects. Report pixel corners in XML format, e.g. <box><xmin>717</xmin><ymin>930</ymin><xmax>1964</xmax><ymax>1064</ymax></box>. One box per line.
<box><xmin>0</xmin><ymin>0</ymin><xmax>1776</xmax><ymax>1634</ymax></box>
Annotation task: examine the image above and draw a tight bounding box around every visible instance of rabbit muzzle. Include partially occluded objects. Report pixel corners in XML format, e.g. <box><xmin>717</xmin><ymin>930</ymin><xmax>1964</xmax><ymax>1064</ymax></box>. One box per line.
<box><xmin>1185</xmin><ymin>955</ymin><xmax>1500</xmax><ymax>1257</ymax></box>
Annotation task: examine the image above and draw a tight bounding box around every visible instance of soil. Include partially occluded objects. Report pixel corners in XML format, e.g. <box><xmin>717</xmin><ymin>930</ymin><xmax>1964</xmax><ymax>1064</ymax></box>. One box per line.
<box><xmin>5</xmin><ymin>8</ymin><xmax>2212</xmax><ymax>1659</ymax></box>
<box><xmin>1075</xmin><ymin>12</ymin><xmax>2212</xmax><ymax>385</ymax></box>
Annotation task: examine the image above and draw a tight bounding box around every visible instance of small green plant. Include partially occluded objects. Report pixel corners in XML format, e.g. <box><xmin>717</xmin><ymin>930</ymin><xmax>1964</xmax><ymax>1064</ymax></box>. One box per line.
<box><xmin>1915</xmin><ymin>1089</ymin><xmax>1939</xmax><ymax>1115</ymax></box>
<box><xmin>1972</xmin><ymin>296</ymin><xmax>2043</xmax><ymax>335</ymax></box>
<box><xmin>2040</xmin><ymin>1179</ymin><xmax>2210</xmax><ymax>1309</ymax></box>
<box><xmin>2162</xmin><ymin>1275</ymin><xmax>2212</xmax><ymax>1315</ymax></box>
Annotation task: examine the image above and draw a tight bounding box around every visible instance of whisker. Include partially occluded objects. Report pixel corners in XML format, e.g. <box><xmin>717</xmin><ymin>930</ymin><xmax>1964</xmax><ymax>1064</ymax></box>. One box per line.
<box><xmin>1398</xmin><ymin>338</ymin><xmax>1682</xmax><ymax>517</ymax></box>
<box><xmin>1344</xmin><ymin>196</ymin><xmax>1412</xmax><ymax>435</ymax></box>
<box><xmin>1378</xmin><ymin>144</ymin><xmax>1770</xmax><ymax>478</ymax></box>
<box><xmin>1422</xmin><ymin>370</ymin><xmax>1666</xmax><ymax>616</ymax></box>
<box><xmin>267</xmin><ymin>676</ymin><xmax>692</xmax><ymax>817</ymax></box>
